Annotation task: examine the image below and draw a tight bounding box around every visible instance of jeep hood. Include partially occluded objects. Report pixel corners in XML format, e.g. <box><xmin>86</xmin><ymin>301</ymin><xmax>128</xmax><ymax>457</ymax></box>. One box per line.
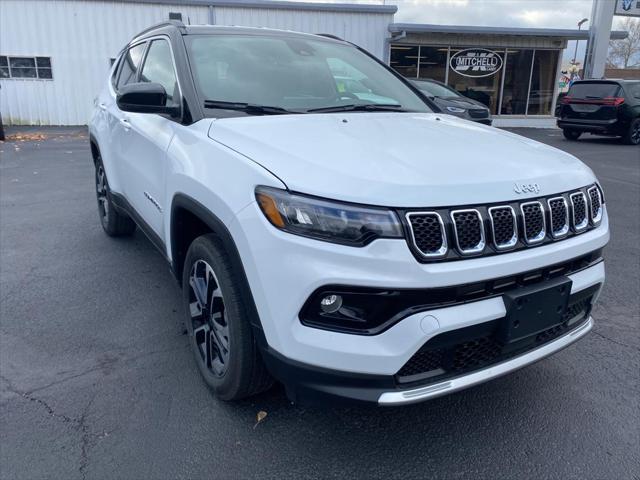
<box><xmin>207</xmin><ymin>113</ymin><xmax>595</xmax><ymax>207</ymax></box>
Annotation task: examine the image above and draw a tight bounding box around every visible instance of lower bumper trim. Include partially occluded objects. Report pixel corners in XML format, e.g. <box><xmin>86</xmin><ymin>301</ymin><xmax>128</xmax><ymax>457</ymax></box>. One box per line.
<box><xmin>378</xmin><ymin>316</ymin><xmax>593</xmax><ymax>405</ymax></box>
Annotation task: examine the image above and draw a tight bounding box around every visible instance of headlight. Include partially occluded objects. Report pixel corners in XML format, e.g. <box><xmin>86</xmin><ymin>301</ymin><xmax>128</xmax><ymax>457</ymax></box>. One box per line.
<box><xmin>446</xmin><ymin>106</ymin><xmax>466</xmax><ymax>113</ymax></box>
<box><xmin>255</xmin><ymin>186</ymin><xmax>403</xmax><ymax>246</ymax></box>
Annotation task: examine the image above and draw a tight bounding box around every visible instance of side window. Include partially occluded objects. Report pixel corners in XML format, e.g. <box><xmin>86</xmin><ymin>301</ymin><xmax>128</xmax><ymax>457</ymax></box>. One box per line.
<box><xmin>117</xmin><ymin>43</ymin><xmax>146</xmax><ymax>90</ymax></box>
<box><xmin>139</xmin><ymin>39</ymin><xmax>179</xmax><ymax>107</ymax></box>
<box><xmin>110</xmin><ymin>54</ymin><xmax>121</xmax><ymax>88</ymax></box>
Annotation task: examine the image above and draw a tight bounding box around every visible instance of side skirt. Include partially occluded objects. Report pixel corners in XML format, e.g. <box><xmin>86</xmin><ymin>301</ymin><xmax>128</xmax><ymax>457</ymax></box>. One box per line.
<box><xmin>110</xmin><ymin>191</ymin><xmax>172</xmax><ymax>269</ymax></box>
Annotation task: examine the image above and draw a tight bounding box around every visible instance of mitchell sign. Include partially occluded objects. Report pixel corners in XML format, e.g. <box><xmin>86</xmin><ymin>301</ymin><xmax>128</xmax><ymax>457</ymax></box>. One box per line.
<box><xmin>450</xmin><ymin>48</ymin><xmax>503</xmax><ymax>78</ymax></box>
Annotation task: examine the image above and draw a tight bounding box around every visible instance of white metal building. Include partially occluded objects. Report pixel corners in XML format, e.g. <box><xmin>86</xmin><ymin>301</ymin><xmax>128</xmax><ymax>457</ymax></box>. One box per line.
<box><xmin>0</xmin><ymin>0</ymin><xmax>395</xmax><ymax>125</ymax></box>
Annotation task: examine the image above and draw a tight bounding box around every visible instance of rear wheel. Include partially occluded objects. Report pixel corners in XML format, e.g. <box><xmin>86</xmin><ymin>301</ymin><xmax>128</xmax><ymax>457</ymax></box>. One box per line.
<box><xmin>182</xmin><ymin>234</ymin><xmax>273</xmax><ymax>400</ymax></box>
<box><xmin>621</xmin><ymin>118</ymin><xmax>640</xmax><ymax>145</ymax></box>
<box><xmin>562</xmin><ymin>129</ymin><xmax>582</xmax><ymax>141</ymax></box>
<box><xmin>95</xmin><ymin>156</ymin><xmax>136</xmax><ymax>236</ymax></box>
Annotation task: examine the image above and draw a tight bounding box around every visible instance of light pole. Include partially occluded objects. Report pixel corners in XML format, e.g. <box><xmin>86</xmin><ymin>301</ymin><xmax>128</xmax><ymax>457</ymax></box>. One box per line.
<box><xmin>573</xmin><ymin>18</ymin><xmax>589</xmax><ymax>64</ymax></box>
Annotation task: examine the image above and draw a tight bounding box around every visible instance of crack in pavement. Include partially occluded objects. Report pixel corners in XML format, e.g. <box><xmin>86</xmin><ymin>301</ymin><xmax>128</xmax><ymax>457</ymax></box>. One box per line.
<box><xmin>24</xmin><ymin>343</ymin><xmax>188</xmax><ymax>396</ymax></box>
<box><xmin>1</xmin><ymin>374</ymin><xmax>101</xmax><ymax>480</ymax></box>
<box><xmin>592</xmin><ymin>330</ymin><xmax>640</xmax><ymax>352</ymax></box>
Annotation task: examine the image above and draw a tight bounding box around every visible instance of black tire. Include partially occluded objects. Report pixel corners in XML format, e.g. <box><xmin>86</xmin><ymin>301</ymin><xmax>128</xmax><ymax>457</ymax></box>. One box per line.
<box><xmin>95</xmin><ymin>156</ymin><xmax>136</xmax><ymax>236</ymax></box>
<box><xmin>182</xmin><ymin>234</ymin><xmax>273</xmax><ymax>400</ymax></box>
<box><xmin>621</xmin><ymin>118</ymin><xmax>640</xmax><ymax>145</ymax></box>
<box><xmin>562</xmin><ymin>129</ymin><xmax>582</xmax><ymax>141</ymax></box>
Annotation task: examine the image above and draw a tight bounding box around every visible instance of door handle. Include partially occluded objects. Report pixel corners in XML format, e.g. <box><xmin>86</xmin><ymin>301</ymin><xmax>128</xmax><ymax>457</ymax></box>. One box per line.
<box><xmin>119</xmin><ymin>118</ymin><xmax>131</xmax><ymax>130</ymax></box>
<box><xmin>99</xmin><ymin>103</ymin><xmax>107</xmax><ymax>111</ymax></box>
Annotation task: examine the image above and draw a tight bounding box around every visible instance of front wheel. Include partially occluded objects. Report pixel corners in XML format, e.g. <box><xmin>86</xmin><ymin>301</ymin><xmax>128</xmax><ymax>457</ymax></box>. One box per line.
<box><xmin>621</xmin><ymin>118</ymin><xmax>640</xmax><ymax>145</ymax></box>
<box><xmin>182</xmin><ymin>234</ymin><xmax>273</xmax><ymax>400</ymax></box>
<box><xmin>562</xmin><ymin>129</ymin><xmax>582</xmax><ymax>141</ymax></box>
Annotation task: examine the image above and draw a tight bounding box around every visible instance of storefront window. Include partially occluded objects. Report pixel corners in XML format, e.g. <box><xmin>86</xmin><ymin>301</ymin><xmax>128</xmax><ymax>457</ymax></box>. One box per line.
<box><xmin>447</xmin><ymin>48</ymin><xmax>504</xmax><ymax>114</ymax></box>
<box><xmin>390</xmin><ymin>45</ymin><xmax>419</xmax><ymax>78</ymax></box>
<box><xmin>389</xmin><ymin>43</ymin><xmax>561</xmax><ymax>117</ymax></box>
<box><xmin>500</xmin><ymin>49</ymin><xmax>533</xmax><ymax>115</ymax></box>
<box><xmin>527</xmin><ymin>50</ymin><xmax>559</xmax><ymax>115</ymax></box>
<box><xmin>418</xmin><ymin>46</ymin><xmax>447</xmax><ymax>82</ymax></box>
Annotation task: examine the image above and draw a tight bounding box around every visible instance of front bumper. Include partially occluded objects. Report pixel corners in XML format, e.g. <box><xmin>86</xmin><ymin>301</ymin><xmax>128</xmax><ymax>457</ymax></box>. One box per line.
<box><xmin>230</xmin><ymin>203</ymin><xmax>608</xmax><ymax>404</ymax></box>
<box><xmin>260</xmin><ymin>315</ymin><xmax>594</xmax><ymax>405</ymax></box>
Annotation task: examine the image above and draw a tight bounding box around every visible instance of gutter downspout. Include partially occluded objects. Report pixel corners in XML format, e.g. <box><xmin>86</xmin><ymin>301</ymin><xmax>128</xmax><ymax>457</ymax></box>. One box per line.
<box><xmin>384</xmin><ymin>30</ymin><xmax>406</xmax><ymax>64</ymax></box>
<box><xmin>208</xmin><ymin>4</ymin><xmax>216</xmax><ymax>25</ymax></box>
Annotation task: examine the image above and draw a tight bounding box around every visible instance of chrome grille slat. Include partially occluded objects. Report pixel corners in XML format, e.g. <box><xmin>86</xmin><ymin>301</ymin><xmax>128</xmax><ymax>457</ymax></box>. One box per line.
<box><xmin>587</xmin><ymin>186</ymin><xmax>602</xmax><ymax>224</ymax></box>
<box><xmin>520</xmin><ymin>201</ymin><xmax>546</xmax><ymax>245</ymax></box>
<box><xmin>406</xmin><ymin>212</ymin><xmax>447</xmax><ymax>259</ymax></box>
<box><xmin>547</xmin><ymin>196</ymin><xmax>569</xmax><ymax>239</ymax></box>
<box><xmin>450</xmin><ymin>209</ymin><xmax>485</xmax><ymax>254</ymax></box>
<box><xmin>570</xmin><ymin>192</ymin><xmax>588</xmax><ymax>232</ymax></box>
<box><xmin>488</xmin><ymin>206</ymin><xmax>517</xmax><ymax>250</ymax></box>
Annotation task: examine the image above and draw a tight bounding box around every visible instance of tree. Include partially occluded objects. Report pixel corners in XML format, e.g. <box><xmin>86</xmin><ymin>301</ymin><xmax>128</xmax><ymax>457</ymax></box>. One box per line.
<box><xmin>608</xmin><ymin>17</ymin><xmax>640</xmax><ymax>68</ymax></box>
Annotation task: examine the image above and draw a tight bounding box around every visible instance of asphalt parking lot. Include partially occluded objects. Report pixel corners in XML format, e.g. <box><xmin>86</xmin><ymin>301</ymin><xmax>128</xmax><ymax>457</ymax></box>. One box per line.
<box><xmin>1</xmin><ymin>126</ymin><xmax>638</xmax><ymax>480</ymax></box>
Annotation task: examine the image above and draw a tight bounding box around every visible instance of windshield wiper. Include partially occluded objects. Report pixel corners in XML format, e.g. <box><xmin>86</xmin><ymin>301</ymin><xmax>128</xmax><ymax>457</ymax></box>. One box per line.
<box><xmin>307</xmin><ymin>103</ymin><xmax>408</xmax><ymax>113</ymax></box>
<box><xmin>203</xmin><ymin>100</ymin><xmax>299</xmax><ymax>115</ymax></box>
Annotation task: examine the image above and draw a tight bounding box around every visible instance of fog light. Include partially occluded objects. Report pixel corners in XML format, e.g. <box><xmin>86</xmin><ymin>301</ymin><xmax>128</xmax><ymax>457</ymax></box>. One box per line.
<box><xmin>320</xmin><ymin>294</ymin><xmax>342</xmax><ymax>313</ymax></box>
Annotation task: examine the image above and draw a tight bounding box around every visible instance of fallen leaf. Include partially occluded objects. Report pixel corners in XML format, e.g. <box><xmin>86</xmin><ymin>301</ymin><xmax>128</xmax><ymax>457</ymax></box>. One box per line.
<box><xmin>254</xmin><ymin>410</ymin><xmax>267</xmax><ymax>429</ymax></box>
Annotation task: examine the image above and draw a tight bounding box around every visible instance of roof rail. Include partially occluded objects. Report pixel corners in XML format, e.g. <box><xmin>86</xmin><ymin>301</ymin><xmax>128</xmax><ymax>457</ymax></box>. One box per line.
<box><xmin>315</xmin><ymin>33</ymin><xmax>345</xmax><ymax>41</ymax></box>
<box><xmin>133</xmin><ymin>19</ymin><xmax>186</xmax><ymax>40</ymax></box>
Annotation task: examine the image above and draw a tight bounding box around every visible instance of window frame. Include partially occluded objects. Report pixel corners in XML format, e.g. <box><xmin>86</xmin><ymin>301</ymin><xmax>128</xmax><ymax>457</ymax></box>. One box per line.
<box><xmin>0</xmin><ymin>55</ymin><xmax>54</xmax><ymax>80</ymax></box>
<box><xmin>115</xmin><ymin>41</ymin><xmax>148</xmax><ymax>91</ymax></box>
<box><xmin>136</xmin><ymin>35</ymin><xmax>185</xmax><ymax>120</ymax></box>
<box><xmin>138</xmin><ymin>36</ymin><xmax>183</xmax><ymax>113</ymax></box>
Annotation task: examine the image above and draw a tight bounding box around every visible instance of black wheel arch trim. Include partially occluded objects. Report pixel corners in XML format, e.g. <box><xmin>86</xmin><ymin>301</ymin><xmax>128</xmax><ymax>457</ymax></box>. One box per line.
<box><xmin>170</xmin><ymin>193</ymin><xmax>265</xmax><ymax>333</ymax></box>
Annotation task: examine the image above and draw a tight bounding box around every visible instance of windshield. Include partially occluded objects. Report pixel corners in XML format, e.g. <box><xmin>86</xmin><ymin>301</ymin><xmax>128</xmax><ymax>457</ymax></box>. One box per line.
<box><xmin>186</xmin><ymin>34</ymin><xmax>433</xmax><ymax>114</ymax></box>
<box><xmin>412</xmin><ymin>80</ymin><xmax>460</xmax><ymax>98</ymax></box>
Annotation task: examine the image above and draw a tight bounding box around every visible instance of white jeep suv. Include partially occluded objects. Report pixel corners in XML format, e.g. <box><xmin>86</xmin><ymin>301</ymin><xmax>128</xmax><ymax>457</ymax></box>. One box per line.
<box><xmin>89</xmin><ymin>21</ymin><xmax>609</xmax><ymax>405</ymax></box>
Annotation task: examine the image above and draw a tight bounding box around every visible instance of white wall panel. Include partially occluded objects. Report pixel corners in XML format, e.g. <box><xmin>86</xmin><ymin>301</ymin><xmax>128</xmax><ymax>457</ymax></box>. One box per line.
<box><xmin>0</xmin><ymin>0</ymin><xmax>209</xmax><ymax>125</ymax></box>
<box><xmin>215</xmin><ymin>7</ymin><xmax>392</xmax><ymax>59</ymax></box>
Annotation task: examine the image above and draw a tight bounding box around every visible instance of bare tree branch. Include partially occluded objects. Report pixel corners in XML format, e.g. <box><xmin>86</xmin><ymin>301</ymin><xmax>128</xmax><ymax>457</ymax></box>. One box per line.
<box><xmin>608</xmin><ymin>18</ymin><xmax>640</xmax><ymax>69</ymax></box>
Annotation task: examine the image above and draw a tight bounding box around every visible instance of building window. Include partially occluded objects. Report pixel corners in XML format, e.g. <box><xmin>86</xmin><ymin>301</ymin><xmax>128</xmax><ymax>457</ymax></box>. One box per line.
<box><xmin>527</xmin><ymin>50</ymin><xmax>559</xmax><ymax>115</ymax></box>
<box><xmin>501</xmin><ymin>49</ymin><xmax>534</xmax><ymax>115</ymax></box>
<box><xmin>417</xmin><ymin>46</ymin><xmax>448</xmax><ymax>82</ymax></box>
<box><xmin>0</xmin><ymin>56</ymin><xmax>53</xmax><ymax>79</ymax></box>
<box><xmin>390</xmin><ymin>45</ymin><xmax>419</xmax><ymax>78</ymax></box>
<box><xmin>447</xmin><ymin>48</ymin><xmax>505</xmax><ymax>115</ymax></box>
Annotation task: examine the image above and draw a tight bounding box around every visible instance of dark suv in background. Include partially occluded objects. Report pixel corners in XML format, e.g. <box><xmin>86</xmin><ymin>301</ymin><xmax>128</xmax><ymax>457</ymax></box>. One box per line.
<box><xmin>558</xmin><ymin>79</ymin><xmax>640</xmax><ymax>145</ymax></box>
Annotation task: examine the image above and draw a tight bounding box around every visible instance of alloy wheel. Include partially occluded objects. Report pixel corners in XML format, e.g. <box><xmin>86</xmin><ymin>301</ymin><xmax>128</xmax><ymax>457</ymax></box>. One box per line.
<box><xmin>96</xmin><ymin>164</ymin><xmax>109</xmax><ymax>222</ymax></box>
<box><xmin>188</xmin><ymin>259</ymin><xmax>230</xmax><ymax>377</ymax></box>
<box><xmin>632</xmin><ymin>122</ymin><xmax>640</xmax><ymax>144</ymax></box>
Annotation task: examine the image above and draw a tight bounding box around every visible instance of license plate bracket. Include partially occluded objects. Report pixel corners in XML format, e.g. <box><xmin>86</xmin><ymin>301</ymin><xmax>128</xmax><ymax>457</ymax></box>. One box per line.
<box><xmin>500</xmin><ymin>277</ymin><xmax>572</xmax><ymax>343</ymax></box>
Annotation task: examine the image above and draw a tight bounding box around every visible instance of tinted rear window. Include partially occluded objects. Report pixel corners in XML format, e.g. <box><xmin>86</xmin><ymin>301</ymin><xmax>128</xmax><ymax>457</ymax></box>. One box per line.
<box><xmin>568</xmin><ymin>82</ymin><xmax>621</xmax><ymax>99</ymax></box>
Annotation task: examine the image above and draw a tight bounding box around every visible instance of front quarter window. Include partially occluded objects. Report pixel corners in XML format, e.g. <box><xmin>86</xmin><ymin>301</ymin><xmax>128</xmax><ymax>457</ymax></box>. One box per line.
<box><xmin>186</xmin><ymin>34</ymin><xmax>432</xmax><ymax>114</ymax></box>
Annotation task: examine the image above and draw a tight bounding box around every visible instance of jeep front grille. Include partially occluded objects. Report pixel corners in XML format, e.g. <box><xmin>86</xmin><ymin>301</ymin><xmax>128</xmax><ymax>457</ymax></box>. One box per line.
<box><xmin>404</xmin><ymin>184</ymin><xmax>603</xmax><ymax>262</ymax></box>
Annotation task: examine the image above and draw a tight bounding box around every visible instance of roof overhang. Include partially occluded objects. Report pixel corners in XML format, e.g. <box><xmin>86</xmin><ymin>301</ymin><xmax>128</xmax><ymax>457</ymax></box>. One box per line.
<box><xmin>389</xmin><ymin>23</ymin><xmax>628</xmax><ymax>40</ymax></box>
<box><xmin>89</xmin><ymin>0</ymin><xmax>397</xmax><ymax>14</ymax></box>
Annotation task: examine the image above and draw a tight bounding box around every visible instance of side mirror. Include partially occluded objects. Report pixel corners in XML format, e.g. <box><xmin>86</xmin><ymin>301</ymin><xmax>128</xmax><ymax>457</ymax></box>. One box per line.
<box><xmin>116</xmin><ymin>82</ymin><xmax>180</xmax><ymax>118</ymax></box>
